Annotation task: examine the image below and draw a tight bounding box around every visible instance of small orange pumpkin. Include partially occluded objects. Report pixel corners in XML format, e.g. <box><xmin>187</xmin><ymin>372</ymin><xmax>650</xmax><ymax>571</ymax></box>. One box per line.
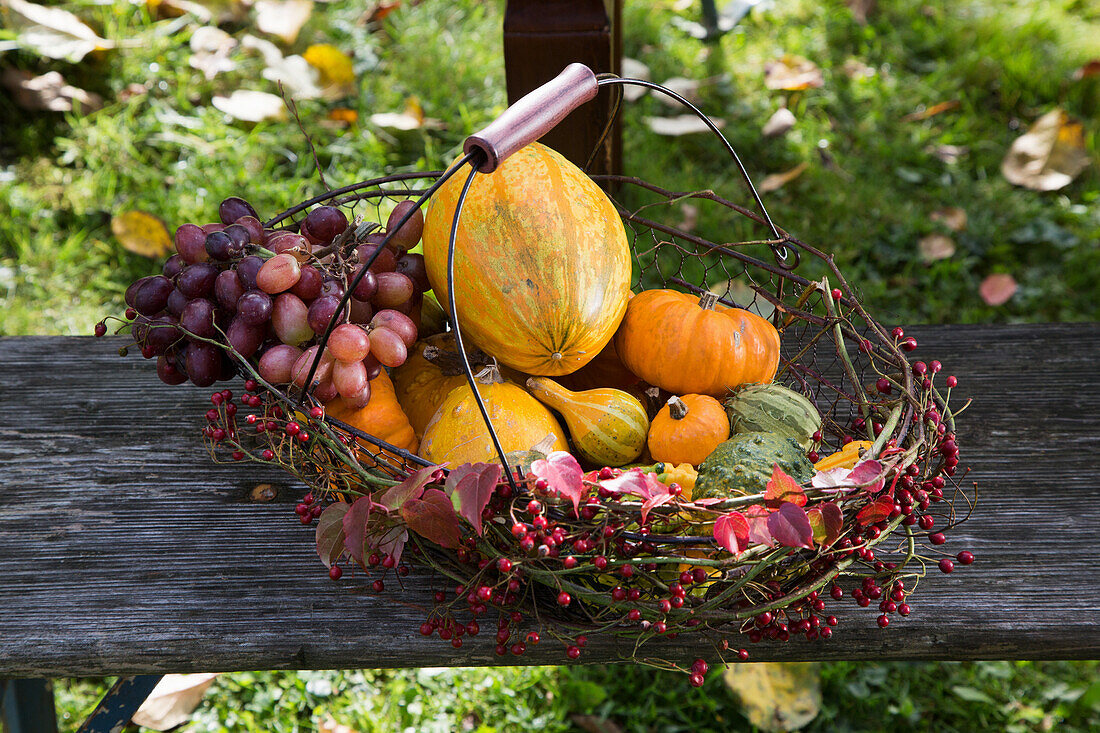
<box><xmin>325</xmin><ymin>370</ymin><xmax>418</xmax><ymax>467</ymax></box>
<box><xmin>615</xmin><ymin>290</ymin><xmax>780</xmax><ymax>397</ymax></box>
<box><xmin>647</xmin><ymin>394</ymin><xmax>730</xmax><ymax>467</ymax></box>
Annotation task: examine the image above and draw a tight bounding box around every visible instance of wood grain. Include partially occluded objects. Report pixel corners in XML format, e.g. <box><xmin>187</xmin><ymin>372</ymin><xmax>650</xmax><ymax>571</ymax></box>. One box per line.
<box><xmin>1</xmin><ymin>324</ymin><xmax>1098</xmax><ymax>676</ymax></box>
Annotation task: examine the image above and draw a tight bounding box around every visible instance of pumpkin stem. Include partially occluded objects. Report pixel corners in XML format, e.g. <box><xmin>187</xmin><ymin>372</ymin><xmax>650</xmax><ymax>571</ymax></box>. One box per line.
<box><xmin>667</xmin><ymin>396</ymin><xmax>689</xmax><ymax>420</ymax></box>
<box><xmin>697</xmin><ymin>292</ymin><xmax>719</xmax><ymax>311</ymax></box>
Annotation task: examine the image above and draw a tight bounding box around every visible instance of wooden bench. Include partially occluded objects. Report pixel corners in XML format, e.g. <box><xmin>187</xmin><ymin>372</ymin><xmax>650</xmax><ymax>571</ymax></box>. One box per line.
<box><xmin>2</xmin><ymin>324</ymin><xmax>1099</xmax><ymax>728</ymax></box>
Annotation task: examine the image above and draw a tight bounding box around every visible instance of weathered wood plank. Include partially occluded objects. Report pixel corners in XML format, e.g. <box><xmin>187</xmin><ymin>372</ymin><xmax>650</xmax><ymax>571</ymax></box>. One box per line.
<box><xmin>1</xmin><ymin>324</ymin><xmax>1098</xmax><ymax>676</ymax></box>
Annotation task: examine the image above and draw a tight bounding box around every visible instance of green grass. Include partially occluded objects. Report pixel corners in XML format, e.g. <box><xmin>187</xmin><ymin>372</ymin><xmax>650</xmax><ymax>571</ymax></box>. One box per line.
<box><xmin>5</xmin><ymin>0</ymin><xmax>1099</xmax><ymax>730</ymax></box>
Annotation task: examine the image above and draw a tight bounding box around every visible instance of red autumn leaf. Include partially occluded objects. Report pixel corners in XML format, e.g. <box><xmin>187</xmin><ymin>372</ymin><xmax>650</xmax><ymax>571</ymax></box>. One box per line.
<box><xmin>598</xmin><ymin>468</ymin><xmax>671</xmax><ymax>524</ymax></box>
<box><xmin>713</xmin><ymin>511</ymin><xmax>750</xmax><ymax>555</ymax></box>
<box><xmin>848</xmin><ymin>459</ymin><xmax>885</xmax><ymax>493</ymax></box>
<box><xmin>856</xmin><ymin>496</ymin><xmax>895</xmax><ymax>526</ymax></box>
<box><xmin>378</xmin><ymin>464</ymin><xmax>440</xmax><ymax>511</ymax></box>
<box><xmin>767</xmin><ymin>502</ymin><xmax>814</xmax><ymax>549</ymax></box>
<box><xmin>315</xmin><ymin>502</ymin><xmax>350</xmax><ymax>568</ymax></box>
<box><xmin>807</xmin><ymin>501</ymin><xmax>844</xmax><ymax>547</ymax></box>
<box><xmin>372</xmin><ymin>525</ymin><xmax>408</xmax><ymax>567</ymax></box>
<box><xmin>765</xmin><ymin>464</ymin><xmax>807</xmax><ymax>508</ymax></box>
<box><xmin>400</xmin><ymin>488</ymin><xmax>462</xmax><ymax>549</ymax></box>
<box><xmin>530</xmin><ymin>451</ymin><xmax>586</xmax><ymax>514</ymax></box>
<box><xmin>742</xmin><ymin>503</ymin><xmax>773</xmax><ymax>546</ymax></box>
<box><xmin>445</xmin><ymin>462</ymin><xmax>502</xmax><ymax>536</ymax></box>
<box><xmin>342</xmin><ymin>495</ymin><xmax>372</xmax><ymax>568</ymax></box>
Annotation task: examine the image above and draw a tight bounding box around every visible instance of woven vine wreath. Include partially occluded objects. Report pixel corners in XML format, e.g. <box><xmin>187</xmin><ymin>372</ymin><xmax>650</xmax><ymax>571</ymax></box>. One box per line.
<box><xmin>102</xmin><ymin>66</ymin><xmax>973</xmax><ymax>683</ymax></box>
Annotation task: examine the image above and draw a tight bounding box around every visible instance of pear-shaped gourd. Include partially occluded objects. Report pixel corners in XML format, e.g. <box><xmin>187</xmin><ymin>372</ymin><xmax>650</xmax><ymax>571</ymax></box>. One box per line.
<box><xmin>525</xmin><ymin>377</ymin><xmax>649</xmax><ymax>467</ymax></box>
<box><xmin>419</xmin><ymin>365</ymin><xmax>568</xmax><ymax>466</ymax></box>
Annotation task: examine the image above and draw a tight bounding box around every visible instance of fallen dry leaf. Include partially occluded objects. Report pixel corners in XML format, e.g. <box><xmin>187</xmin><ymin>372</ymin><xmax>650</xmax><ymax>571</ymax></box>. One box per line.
<box><xmin>620</xmin><ymin>57</ymin><xmax>651</xmax><ymax>101</ymax></box>
<box><xmin>365</xmin><ymin>0</ymin><xmax>401</xmax><ymax>25</ymax></box>
<box><xmin>118</xmin><ymin>83</ymin><xmax>148</xmax><ymax>103</ymax></box>
<box><xmin>930</xmin><ymin>207</ymin><xmax>967</xmax><ymax>232</ymax></box>
<box><xmin>757</xmin><ymin>162</ymin><xmax>809</xmax><ymax>193</ymax></box>
<box><xmin>242</xmin><ymin>34</ymin><xmax>322</xmax><ymax>99</ymax></box>
<box><xmin>902</xmin><ymin>100</ymin><xmax>960</xmax><ymax>122</ymax></box>
<box><xmin>1001</xmin><ymin>108</ymin><xmax>1090</xmax><ymax>191</ymax></box>
<box><xmin>979</xmin><ymin>273</ymin><xmax>1017</xmax><ymax>306</ymax></box>
<box><xmin>643</xmin><ymin>114</ymin><xmax>724</xmax><ymax>136</ymax></box>
<box><xmin>724</xmin><ymin>662</ymin><xmax>822</xmax><ymax>732</ymax></box>
<box><xmin>918</xmin><ymin>233</ymin><xmax>956</xmax><ymax>262</ymax></box>
<box><xmin>319</xmin><ymin>715</ymin><xmax>361</xmax><ymax>733</ymax></box>
<box><xmin>764</xmin><ymin>55</ymin><xmax>823</xmax><ymax>91</ymax></box>
<box><xmin>1</xmin><ymin>68</ymin><xmax>103</xmax><ymax>113</ymax></box>
<box><xmin>655</xmin><ymin>76</ymin><xmax>701</xmax><ymax>106</ymax></box>
<box><xmin>762</xmin><ymin>107</ymin><xmax>796</xmax><ymax>137</ymax></box>
<box><xmin>1073</xmin><ymin>60</ymin><xmax>1100</xmax><ymax>81</ymax></box>
<box><xmin>255</xmin><ymin>0</ymin><xmax>313</xmax><ymax>44</ymax></box>
<box><xmin>841</xmin><ymin>58</ymin><xmax>876</xmax><ymax>79</ymax></box>
<box><xmin>5</xmin><ymin>0</ymin><xmax>114</xmax><ymax>62</ymax></box>
<box><xmin>112</xmin><ymin>210</ymin><xmax>174</xmax><ymax>258</ymax></box>
<box><xmin>929</xmin><ymin>144</ymin><xmax>968</xmax><ymax>164</ymax></box>
<box><xmin>131</xmin><ymin>674</ymin><xmax>217</xmax><ymax>731</ymax></box>
<box><xmin>369</xmin><ymin>96</ymin><xmax>443</xmax><ymax>131</ymax></box>
<box><xmin>213</xmin><ymin>90</ymin><xmax>287</xmax><ymax>122</ymax></box>
<box><xmin>189</xmin><ymin>25</ymin><xmax>237</xmax><ymax>81</ymax></box>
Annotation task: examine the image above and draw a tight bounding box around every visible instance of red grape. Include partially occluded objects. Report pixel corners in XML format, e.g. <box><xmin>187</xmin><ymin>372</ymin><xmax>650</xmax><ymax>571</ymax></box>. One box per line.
<box><xmin>167</xmin><ymin>288</ymin><xmax>189</xmax><ymax>316</ymax></box>
<box><xmin>227</xmin><ymin>316</ymin><xmax>264</xmax><ymax>358</ymax></box>
<box><xmin>176</xmin><ymin>263</ymin><xmax>219</xmax><ymax>298</ymax></box>
<box><xmin>272</xmin><ymin>293</ymin><xmax>313</xmax><ymax>345</ymax></box>
<box><xmin>258</xmin><ymin>344</ymin><xmax>302</xmax><ymax>383</ymax></box>
<box><xmin>125</xmin><ymin>276</ymin><xmax>153</xmax><ymax>308</ymax></box>
<box><xmin>395</xmin><ymin>253</ymin><xmax>430</xmax><ymax>292</ymax></box>
<box><xmin>328</xmin><ymin>323</ymin><xmax>371</xmax><ymax>362</ymax></box>
<box><xmin>373</xmin><ymin>272</ymin><xmax>414</xmax><ymax>308</ymax></box>
<box><xmin>363</xmin><ymin>352</ymin><xmax>383</xmax><ymax>381</ymax></box>
<box><xmin>370</xmin><ymin>309</ymin><xmax>417</xmax><ymax>347</ymax></box>
<box><xmin>134</xmin><ymin>276</ymin><xmax>174</xmax><ymax>316</ymax></box>
<box><xmin>292</xmin><ymin>346</ymin><xmax>334</xmax><ymax>388</ymax></box>
<box><xmin>186</xmin><ymin>341</ymin><xmax>221</xmax><ymax>387</ymax></box>
<box><xmin>290</xmin><ymin>265</ymin><xmax>323</xmax><ymax>300</ymax></box>
<box><xmin>349</xmin><ymin>297</ymin><xmax>373</xmax><ymax>324</ymax></box>
<box><xmin>307</xmin><ymin>294</ymin><xmax>346</xmax><ymax>334</ymax></box>
<box><xmin>175</xmin><ymin>224</ymin><xmax>208</xmax><ymax>264</ymax></box>
<box><xmin>350</xmin><ymin>266</ymin><xmax>378</xmax><ymax>301</ymax></box>
<box><xmin>215</xmin><ymin>270</ymin><xmax>245</xmax><ymax>310</ymax></box>
<box><xmin>180</xmin><ymin>298</ymin><xmax>218</xmax><ymax>340</ymax></box>
<box><xmin>268</xmin><ymin>232</ymin><xmax>311</xmax><ymax>260</ymax></box>
<box><xmin>313</xmin><ymin>377</ymin><xmax>339</xmax><ymax>403</ymax></box>
<box><xmin>163</xmin><ymin>254</ymin><xmax>184</xmax><ymax>279</ymax></box>
<box><xmin>303</xmin><ymin>206</ymin><xmax>348</xmax><ymax>244</ymax></box>
<box><xmin>386</xmin><ymin>200</ymin><xmax>424</xmax><ymax>252</ymax></box>
<box><xmin>369</xmin><ymin>326</ymin><xmax>407</xmax><ymax>367</ymax></box>
<box><xmin>201</xmin><ymin>223</ymin><xmax>226</xmax><ymax>235</ymax></box>
<box><xmin>319</xmin><ymin>277</ymin><xmax>344</xmax><ymax>299</ymax></box>
<box><xmin>236</xmin><ymin>290</ymin><xmax>273</xmax><ymax>326</ymax></box>
<box><xmin>219</xmin><ymin>196</ymin><xmax>258</xmax><ymax>225</ymax></box>
<box><xmin>234</xmin><ymin>215</ymin><xmax>264</xmax><ymax>243</ymax></box>
<box><xmin>343</xmin><ymin>382</ymin><xmax>372</xmax><ymax>409</ymax></box>
<box><xmin>157</xmin><ymin>354</ymin><xmax>188</xmax><ymax>385</ymax></box>
<box><xmin>257</xmin><ymin>254</ymin><xmax>302</xmax><ymax>294</ymax></box>
<box><xmin>236</xmin><ymin>256</ymin><xmax>264</xmax><ymax>290</ymax></box>
<box><xmin>355</xmin><ymin>243</ymin><xmax>396</xmax><ymax>273</ymax></box>
<box><xmin>332</xmin><ymin>358</ymin><xmax>368</xmax><ymax>398</ymax></box>
<box><xmin>144</xmin><ymin>316</ymin><xmax>181</xmax><ymax>354</ymax></box>
<box><xmin>204</xmin><ymin>230</ymin><xmax>234</xmax><ymax>261</ymax></box>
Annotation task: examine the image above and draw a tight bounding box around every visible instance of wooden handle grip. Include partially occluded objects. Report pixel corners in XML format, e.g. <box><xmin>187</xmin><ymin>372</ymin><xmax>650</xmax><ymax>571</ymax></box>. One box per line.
<box><xmin>463</xmin><ymin>63</ymin><xmax>598</xmax><ymax>173</ymax></box>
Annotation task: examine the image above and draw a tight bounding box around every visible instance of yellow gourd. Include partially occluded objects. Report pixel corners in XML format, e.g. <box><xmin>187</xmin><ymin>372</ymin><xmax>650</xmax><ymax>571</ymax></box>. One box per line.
<box><xmin>525</xmin><ymin>377</ymin><xmax>649</xmax><ymax>467</ymax></box>
<box><xmin>814</xmin><ymin>440</ymin><xmax>875</xmax><ymax>471</ymax></box>
<box><xmin>419</xmin><ymin>365</ymin><xmax>568</xmax><ymax>466</ymax></box>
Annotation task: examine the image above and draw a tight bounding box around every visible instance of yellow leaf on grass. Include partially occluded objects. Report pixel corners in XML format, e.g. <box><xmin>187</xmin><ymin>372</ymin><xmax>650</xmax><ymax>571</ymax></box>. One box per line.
<box><xmin>1001</xmin><ymin>108</ymin><xmax>1090</xmax><ymax>191</ymax></box>
<box><xmin>304</xmin><ymin>43</ymin><xmax>354</xmax><ymax>86</ymax></box>
<box><xmin>757</xmin><ymin>162</ymin><xmax>809</xmax><ymax>193</ymax></box>
<box><xmin>724</xmin><ymin>662</ymin><xmax>821</xmax><ymax>732</ymax></box>
<box><xmin>112</xmin><ymin>211</ymin><xmax>173</xmax><ymax>258</ymax></box>
<box><xmin>370</xmin><ymin>96</ymin><xmax>443</xmax><ymax>131</ymax></box>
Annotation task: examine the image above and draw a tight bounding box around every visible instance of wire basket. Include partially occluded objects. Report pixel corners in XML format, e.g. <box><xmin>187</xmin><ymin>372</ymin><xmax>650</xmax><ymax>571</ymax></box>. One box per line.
<box><xmin>113</xmin><ymin>65</ymin><xmax>970</xmax><ymax>668</ymax></box>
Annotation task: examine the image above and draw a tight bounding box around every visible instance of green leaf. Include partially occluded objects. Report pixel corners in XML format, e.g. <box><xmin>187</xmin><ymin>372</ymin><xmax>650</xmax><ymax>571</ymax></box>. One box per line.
<box><xmin>951</xmin><ymin>686</ymin><xmax>995</xmax><ymax>705</ymax></box>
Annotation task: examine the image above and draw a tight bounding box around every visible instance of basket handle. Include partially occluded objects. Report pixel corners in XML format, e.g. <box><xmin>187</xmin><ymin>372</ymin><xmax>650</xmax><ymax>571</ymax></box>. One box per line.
<box><xmin>463</xmin><ymin>63</ymin><xmax>598</xmax><ymax>173</ymax></box>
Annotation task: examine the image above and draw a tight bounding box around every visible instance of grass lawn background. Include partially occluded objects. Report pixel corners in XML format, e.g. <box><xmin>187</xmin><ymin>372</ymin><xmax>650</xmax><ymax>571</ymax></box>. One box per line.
<box><xmin>3</xmin><ymin>0</ymin><xmax>1098</xmax><ymax>730</ymax></box>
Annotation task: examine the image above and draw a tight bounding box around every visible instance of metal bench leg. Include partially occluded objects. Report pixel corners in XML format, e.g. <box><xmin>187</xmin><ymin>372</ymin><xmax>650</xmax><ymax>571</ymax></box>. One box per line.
<box><xmin>76</xmin><ymin>675</ymin><xmax>162</xmax><ymax>733</ymax></box>
<box><xmin>1</xmin><ymin>679</ymin><xmax>59</xmax><ymax>733</ymax></box>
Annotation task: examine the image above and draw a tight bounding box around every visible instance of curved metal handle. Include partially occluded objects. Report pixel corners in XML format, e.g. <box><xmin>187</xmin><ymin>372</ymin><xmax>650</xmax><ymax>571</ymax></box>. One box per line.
<box><xmin>463</xmin><ymin>63</ymin><xmax>598</xmax><ymax>173</ymax></box>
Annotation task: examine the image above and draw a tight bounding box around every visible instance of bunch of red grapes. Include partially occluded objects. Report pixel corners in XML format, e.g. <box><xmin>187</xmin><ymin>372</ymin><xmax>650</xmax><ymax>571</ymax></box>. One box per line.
<box><xmin>114</xmin><ymin>195</ymin><xmax>431</xmax><ymax>409</ymax></box>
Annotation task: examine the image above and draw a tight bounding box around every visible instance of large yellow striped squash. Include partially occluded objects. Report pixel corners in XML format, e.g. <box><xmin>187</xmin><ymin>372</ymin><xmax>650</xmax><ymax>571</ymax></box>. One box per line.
<box><xmin>525</xmin><ymin>377</ymin><xmax>648</xmax><ymax>468</ymax></box>
<box><xmin>421</xmin><ymin>142</ymin><xmax>632</xmax><ymax>376</ymax></box>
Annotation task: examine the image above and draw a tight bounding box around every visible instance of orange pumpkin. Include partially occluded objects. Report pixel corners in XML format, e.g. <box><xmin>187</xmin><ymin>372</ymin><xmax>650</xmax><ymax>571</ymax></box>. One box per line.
<box><xmin>421</xmin><ymin>142</ymin><xmax>632</xmax><ymax>376</ymax></box>
<box><xmin>392</xmin><ymin>334</ymin><xmax>470</xmax><ymax>441</ymax></box>
<box><xmin>615</xmin><ymin>290</ymin><xmax>780</xmax><ymax>397</ymax></box>
<box><xmin>647</xmin><ymin>394</ymin><xmax>730</xmax><ymax>466</ymax></box>
<box><xmin>325</xmin><ymin>370</ymin><xmax>418</xmax><ymax>467</ymax></box>
<box><xmin>418</xmin><ymin>365</ymin><xmax>568</xmax><ymax>466</ymax></box>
